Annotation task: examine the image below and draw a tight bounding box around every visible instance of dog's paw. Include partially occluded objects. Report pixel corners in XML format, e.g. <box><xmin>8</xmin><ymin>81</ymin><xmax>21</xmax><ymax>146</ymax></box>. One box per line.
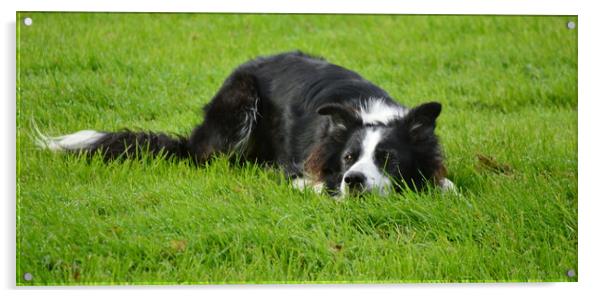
<box><xmin>292</xmin><ymin>178</ymin><xmax>324</xmax><ymax>194</ymax></box>
<box><xmin>438</xmin><ymin>177</ymin><xmax>459</xmax><ymax>194</ymax></box>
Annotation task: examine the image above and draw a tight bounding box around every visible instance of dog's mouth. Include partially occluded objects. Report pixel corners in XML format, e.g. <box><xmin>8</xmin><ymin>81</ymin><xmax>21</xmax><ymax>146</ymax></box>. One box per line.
<box><xmin>340</xmin><ymin>183</ymin><xmax>390</xmax><ymax>198</ymax></box>
<box><xmin>338</xmin><ymin>183</ymin><xmax>364</xmax><ymax>198</ymax></box>
<box><xmin>346</xmin><ymin>185</ymin><xmax>366</xmax><ymax>197</ymax></box>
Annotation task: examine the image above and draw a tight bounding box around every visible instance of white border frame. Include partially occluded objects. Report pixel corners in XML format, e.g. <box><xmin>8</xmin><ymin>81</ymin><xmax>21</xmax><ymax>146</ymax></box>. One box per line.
<box><xmin>3</xmin><ymin>1</ymin><xmax>600</xmax><ymax>297</ymax></box>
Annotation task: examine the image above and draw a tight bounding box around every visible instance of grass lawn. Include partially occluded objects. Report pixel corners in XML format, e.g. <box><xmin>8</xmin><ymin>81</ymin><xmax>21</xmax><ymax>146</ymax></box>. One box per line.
<box><xmin>16</xmin><ymin>13</ymin><xmax>577</xmax><ymax>284</ymax></box>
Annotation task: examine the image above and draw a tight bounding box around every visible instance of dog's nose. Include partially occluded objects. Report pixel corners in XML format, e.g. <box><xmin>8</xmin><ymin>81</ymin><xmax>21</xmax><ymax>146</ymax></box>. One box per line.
<box><xmin>344</xmin><ymin>172</ymin><xmax>366</xmax><ymax>189</ymax></box>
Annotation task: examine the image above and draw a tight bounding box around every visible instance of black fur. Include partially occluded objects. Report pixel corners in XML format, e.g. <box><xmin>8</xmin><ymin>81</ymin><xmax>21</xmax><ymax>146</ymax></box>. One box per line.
<box><xmin>89</xmin><ymin>131</ymin><xmax>189</xmax><ymax>160</ymax></box>
<box><xmin>64</xmin><ymin>51</ymin><xmax>446</xmax><ymax>195</ymax></box>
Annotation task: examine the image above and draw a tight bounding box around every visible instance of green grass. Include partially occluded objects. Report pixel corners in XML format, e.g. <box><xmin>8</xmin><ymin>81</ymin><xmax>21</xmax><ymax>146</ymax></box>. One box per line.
<box><xmin>16</xmin><ymin>13</ymin><xmax>577</xmax><ymax>284</ymax></box>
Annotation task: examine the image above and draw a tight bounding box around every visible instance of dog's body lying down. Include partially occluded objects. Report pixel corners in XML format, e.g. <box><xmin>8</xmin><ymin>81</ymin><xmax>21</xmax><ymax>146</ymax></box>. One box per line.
<box><xmin>37</xmin><ymin>51</ymin><xmax>455</xmax><ymax>196</ymax></box>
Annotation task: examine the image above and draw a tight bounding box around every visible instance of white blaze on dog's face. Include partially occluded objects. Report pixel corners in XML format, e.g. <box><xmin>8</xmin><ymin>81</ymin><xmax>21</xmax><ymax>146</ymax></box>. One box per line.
<box><xmin>339</xmin><ymin>127</ymin><xmax>392</xmax><ymax>195</ymax></box>
<box><xmin>318</xmin><ymin>100</ymin><xmax>445</xmax><ymax>196</ymax></box>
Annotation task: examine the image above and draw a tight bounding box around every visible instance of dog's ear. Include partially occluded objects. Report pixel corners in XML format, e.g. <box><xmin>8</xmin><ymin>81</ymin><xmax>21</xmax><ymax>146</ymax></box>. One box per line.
<box><xmin>317</xmin><ymin>103</ymin><xmax>361</xmax><ymax>128</ymax></box>
<box><xmin>404</xmin><ymin>102</ymin><xmax>442</xmax><ymax>141</ymax></box>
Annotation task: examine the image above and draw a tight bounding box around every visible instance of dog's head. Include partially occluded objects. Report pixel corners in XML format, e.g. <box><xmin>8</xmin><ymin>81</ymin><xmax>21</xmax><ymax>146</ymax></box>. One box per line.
<box><xmin>313</xmin><ymin>100</ymin><xmax>444</xmax><ymax>196</ymax></box>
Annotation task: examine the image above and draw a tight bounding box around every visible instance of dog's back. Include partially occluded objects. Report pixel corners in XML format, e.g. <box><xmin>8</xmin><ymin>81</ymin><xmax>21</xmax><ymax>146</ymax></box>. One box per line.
<box><xmin>227</xmin><ymin>52</ymin><xmax>401</xmax><ymax>170</ymax></box>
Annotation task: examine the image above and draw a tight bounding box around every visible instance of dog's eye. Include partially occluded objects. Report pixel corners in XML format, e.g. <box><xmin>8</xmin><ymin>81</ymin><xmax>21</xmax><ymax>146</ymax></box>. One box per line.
<box><xmin>344</xmin><ymin>153</ymin><xmax>354</xmax><ymax>163</ymax></box>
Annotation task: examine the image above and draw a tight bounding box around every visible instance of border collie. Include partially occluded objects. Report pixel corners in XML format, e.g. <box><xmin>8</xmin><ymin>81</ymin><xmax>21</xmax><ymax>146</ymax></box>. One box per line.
<box><xmin>36</xmin><ymin>51</ymin><xmax>455</xmax><ymax>196</ymax></box>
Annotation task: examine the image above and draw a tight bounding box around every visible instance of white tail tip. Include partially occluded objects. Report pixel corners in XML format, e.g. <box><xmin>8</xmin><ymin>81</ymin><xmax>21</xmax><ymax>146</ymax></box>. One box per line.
<box><xmin>34</xmin><ymin>128</ymin><xmax>106</xmax><ymax>151</ymax></box>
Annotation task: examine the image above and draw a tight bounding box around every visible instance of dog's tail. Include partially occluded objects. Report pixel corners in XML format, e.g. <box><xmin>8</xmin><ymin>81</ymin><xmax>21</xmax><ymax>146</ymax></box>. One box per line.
<box><xmin>33</xmin><ymin>124</ymin><xmax>190</xmax><ymax>160</ymax></box>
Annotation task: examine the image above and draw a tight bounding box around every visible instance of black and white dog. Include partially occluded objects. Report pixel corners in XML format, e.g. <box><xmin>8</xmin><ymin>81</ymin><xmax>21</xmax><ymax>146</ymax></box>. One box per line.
<box><xmin>36</xmin><ymin>51</ymin><xmax>455</xmax><ymax>196</ymax></box>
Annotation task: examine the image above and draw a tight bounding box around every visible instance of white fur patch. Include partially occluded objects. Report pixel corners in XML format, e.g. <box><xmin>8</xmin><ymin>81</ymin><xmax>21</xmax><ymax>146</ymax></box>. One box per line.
<box><xmin>359</xmin><ymin>98</ymin><xmax>407</xmax><ymax>125</ymax></box>
<box><xmin>292</xmin><ymin>178</ymin><xmax>324</xmax><ymax>193</ymax></box>
<box><xmin>438</xmin><ymin>178</ymin><xmax>457</xmax><ymax>193</ymax></box>
<box><xmin>340</xmin><ymin>128</ymin><xmax>391</xmax><ymax>195</ymax></box>
<box><xmin>35</xmin><ymin>129</ymin><xmax>106</xmax><ymax>151</ymax></box>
